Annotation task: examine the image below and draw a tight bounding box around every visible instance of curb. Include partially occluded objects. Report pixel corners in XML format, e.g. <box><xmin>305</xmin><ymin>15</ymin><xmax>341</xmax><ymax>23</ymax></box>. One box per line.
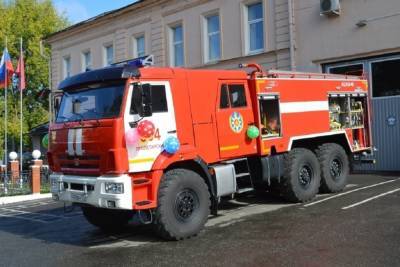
<box><xmin>0</xmin><ymin>193</ymin><xmax>52</xmax><ymax>206</ymax></box>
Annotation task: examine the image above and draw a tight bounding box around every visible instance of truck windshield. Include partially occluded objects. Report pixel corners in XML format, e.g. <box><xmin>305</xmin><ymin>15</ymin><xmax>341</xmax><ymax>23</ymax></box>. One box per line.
<box><xmin>56</xmin><ymin>82</ymin><xmax>125</xmax><ymax>123</ymax></box>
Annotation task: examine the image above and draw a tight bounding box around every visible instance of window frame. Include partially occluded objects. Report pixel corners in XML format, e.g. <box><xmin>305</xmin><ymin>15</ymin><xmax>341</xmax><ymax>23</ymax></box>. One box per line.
<box><xmin>169</xmin><ymin>23</ymin><xmax>184</xmax><ymax>67</ymax></box>
<box><xmin>219</xmin><ymin>83</ymin><xmax>248</xmax><ymax>109</ymax></box>
<box><xmin>63</xmin><ymin>56</ymin><xmax>71</xmax><ymax>79</ymax></box>
<box><xmin>369</xmin><ymin>57</ymin><xmax>400</xmax><ymax>98</ymax></box>
<box><xmin>258</xmin><ymin>94</ymin><xmax>282</xmax><ymax>139</ymax></box>
<box><xmin>103</xmin><ymin>44</ymin><xmax>114</xmax><ymax>66</ymax></box>
<box><xmin>130</xmin><ymin>84</ymin><xmax>169</xmax><ymax>115</ymax></box>
<box><xmin>134</xmin><ymin>34</ymin><xmax>146</xmax><ymax>58</ymax></box>
<box><xmin>203</xmin><ymin>13</ymin><xmax>221</xmax><ymax>63</ymax></box>
<box><xmin>244</xmin><ymin>1</ymin><xmax>265</xmax><ymax>55</ymax></box>
<box><xmin>81</xmin><ymin>50</ymin><xmax>92</xmax><ymax>72</ymax></box>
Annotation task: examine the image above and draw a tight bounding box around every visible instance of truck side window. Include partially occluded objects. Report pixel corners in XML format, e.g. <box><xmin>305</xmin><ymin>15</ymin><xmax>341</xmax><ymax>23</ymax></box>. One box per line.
<box><xmin>130</xmin><ymin>85</ymin><xmax>168</xmax><ymax>114</ymax></box>
<box><xmin>259</xmin><ymin>96</ymin><xmax>281</xmax><ymax>138</ymax></box>
<box><xmin>229</xmin><ymin>84</ymin><xmax>247</xmax><ymax>108</ymax></box>
<box><xmin>151</xmin><ymin>85</ymin><xmax>168</xmax><ymax>113</ymax></box>
<box><xmin>220</xmin><ymin>84</ymin><xmax>230</xmax><ymax>109</ymax></box>
<box><xmin>220</xmin><ymin>84</ymin><xmax>247</xmax><ymax>109</ymax></box>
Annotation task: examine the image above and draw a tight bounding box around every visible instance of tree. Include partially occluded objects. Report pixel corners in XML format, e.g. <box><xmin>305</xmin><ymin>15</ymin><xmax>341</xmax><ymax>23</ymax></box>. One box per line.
<box><xmin>0</xmin><ymin>0</ymin><xmax>69</xmax><ymax>159</ymax></box>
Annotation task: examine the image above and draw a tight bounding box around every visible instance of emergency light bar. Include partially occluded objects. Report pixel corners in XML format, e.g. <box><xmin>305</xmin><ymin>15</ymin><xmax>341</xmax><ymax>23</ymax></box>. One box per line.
<box><xmin>126</xmin><ymin>54</ymin><xmax>154</xmax><ymax>67</ymax></box>
<box><xmin>121</xmin><ymin>55</ymin><xmax>154</xmax><ymax>78</ymax></box>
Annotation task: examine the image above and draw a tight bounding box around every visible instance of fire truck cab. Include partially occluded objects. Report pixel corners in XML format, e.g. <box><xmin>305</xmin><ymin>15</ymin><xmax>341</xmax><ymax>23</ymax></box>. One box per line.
<box><xmin>49</xmin><ymin>56</ymin><xmax>372</xmax><ymax>240</ymax></box>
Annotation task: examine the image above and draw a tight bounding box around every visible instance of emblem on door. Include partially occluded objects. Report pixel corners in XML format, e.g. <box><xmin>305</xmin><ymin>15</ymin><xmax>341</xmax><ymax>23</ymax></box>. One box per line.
<box><xmin>229</xmin><ymin>112</ymin><xmax>244</xmax><ymax>133</ymax></box>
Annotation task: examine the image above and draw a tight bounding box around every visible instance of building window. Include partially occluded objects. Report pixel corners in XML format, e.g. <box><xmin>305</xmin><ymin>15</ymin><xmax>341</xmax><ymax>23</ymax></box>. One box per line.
<box><xmin>205</xmin><ymin>14</ymin><xmax>221</xmax><ymax>62</ymax></box>
<box><xmin>82</xmin><ymin>51</ymin><xmax>92</xmax><ymax>72</ymax></box>
<box><xmin>134</xmin><ymin>35</ymin><xmax>146</xmax><ymax>58</ymax></box>
<box><xmin>371</xmin><ymin>59</ymin><xmax>400</xmax><ymax>97</ymax></box>
<box><xmin>246</xmin><ymin>2</ymin><xmax>264</xmax><ymax>54</ymax></box>
<box><xmin>170</xmin><ymin>25</ymin><xmax>184</xmax><ymax>67</ymax></box>
<box><xmin>104</xmin><ymin>44</ymin><xmax>114</xmax><ymax>66</ymax></box>
<box><xmin>63</xmin><ymin>56</ymin><xmax>71</xmax><ymax>79</ymax></box>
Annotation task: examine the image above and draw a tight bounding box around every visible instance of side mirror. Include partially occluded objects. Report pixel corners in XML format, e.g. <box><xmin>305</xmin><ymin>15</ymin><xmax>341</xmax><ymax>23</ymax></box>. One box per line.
<box><xmin>132</xmin><ymin>83</ymin><xmax>153</xmax><ymax>117</ymax></box>
<box><xmin>72</xmin><ymin>100</ymin><xmax>81</xmax><ymax>114</ymax></box>
<box><xmin>53</xmin><ymin>93</ymin><xmax>63</xmax><ymax>122</ymax></box>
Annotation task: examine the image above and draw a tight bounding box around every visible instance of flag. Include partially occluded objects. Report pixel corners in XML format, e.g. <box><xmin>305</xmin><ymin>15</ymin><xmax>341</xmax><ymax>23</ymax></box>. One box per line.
<box><xmin>0</xmin><ymin>48</ymin><xmax>14</xmax><ymax>88</ymax></box>
<box><xmin>16</xmin><ymin>49</ymin><xmax>25</xmax><ymax>90</ymax></box>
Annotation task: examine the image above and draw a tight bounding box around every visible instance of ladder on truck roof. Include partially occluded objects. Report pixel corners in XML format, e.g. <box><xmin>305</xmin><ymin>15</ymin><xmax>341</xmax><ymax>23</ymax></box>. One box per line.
<box><xmin>265</xmin><ymin>69</ymin><xmax>366</xmax><ymax>80</ymax></box>
<box><xmin>239</xmin><ymin>63</ymin><xmax>365</xmax><ymax>80</ymax></box>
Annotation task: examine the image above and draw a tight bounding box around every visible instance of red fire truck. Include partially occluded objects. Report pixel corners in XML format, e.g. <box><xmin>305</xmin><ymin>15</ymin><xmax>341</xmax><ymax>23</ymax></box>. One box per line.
<box><xmin>49</xmin><ymin>55</ymin><xmax>372</xmax><ymax>240</ymax></box>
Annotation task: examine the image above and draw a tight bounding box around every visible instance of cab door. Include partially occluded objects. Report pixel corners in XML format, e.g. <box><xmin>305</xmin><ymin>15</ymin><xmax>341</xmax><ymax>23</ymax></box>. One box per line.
<box><xmin>216</xmin><ymin>81</ymin><xmax>257</xmax><ymax>159</ymax></box>
<box><xmin>124</xmin><ymin>81</ymin><xmax>177</xmax><ymax>172</ymax></box>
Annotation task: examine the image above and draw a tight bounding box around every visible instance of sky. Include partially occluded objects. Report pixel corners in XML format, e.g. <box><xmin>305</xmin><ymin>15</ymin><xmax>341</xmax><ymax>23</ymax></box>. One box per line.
<box><xmin>53</xmin><ymin>0</ymin><xmax>138</xmax><ymax>24</ymax></box>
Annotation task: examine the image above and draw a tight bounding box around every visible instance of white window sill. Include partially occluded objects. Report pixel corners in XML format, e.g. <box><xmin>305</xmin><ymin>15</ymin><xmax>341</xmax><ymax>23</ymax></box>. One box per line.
<box><xmin>204</xmin><ymin>59</ymin><xmax>221</xmax><ymax>65</ymax></box>
<box><xmin>246</xmin><ymin>49</ymin><xmax>265</xmax><ymax>56</ymax></box>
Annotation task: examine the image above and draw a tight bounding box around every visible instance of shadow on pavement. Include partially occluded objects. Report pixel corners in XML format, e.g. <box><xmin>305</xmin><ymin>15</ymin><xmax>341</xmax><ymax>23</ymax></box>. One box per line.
<box><xmin>0</xmin><ymin>189</ymin><xmax>291</xmax><ymax>248</ymax></box>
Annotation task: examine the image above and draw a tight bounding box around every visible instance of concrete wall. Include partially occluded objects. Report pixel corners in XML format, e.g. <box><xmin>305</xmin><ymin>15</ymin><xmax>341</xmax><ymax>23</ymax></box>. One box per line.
<box><xmin>48</xmin><ymin>0</ymin><xmax>291</xmax><ymax>90</ymax></box>
<box><xmin>294</xmin><ymin>0</ymin><xmax>400</xmax><ymax>71</ymax></box>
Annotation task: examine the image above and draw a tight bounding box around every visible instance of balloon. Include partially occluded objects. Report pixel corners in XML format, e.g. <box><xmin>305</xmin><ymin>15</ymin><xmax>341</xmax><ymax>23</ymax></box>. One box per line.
<box><xmin>137</xmin><ymin>120</ymin><xmax>155</xmax><ymax>139</ymax></box>
<box><xmin>42</xmin><ymin>134</ymin><xmax>49</xmax><ymax>148</ymax></box>
<box><xmin>163</xmin><ymin>136</ymin><xmax>180</xmax><ymax>154</ymax></box>
<box><xmin>125</xmin><ymin>129</ymin><xmax>140</xmax><ymax>145</ymax></box>
<box><xmin>247</xmin><ymin>125</ymin><xmax>260</xmax><ymax>139</ymax></box>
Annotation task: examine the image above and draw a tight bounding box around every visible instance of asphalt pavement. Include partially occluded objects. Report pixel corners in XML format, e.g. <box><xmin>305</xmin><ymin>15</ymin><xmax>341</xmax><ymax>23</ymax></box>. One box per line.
<box><xmin>0</xmin><ymin>173</ymin><xmax>399</xmax><ymax>267</ymax></box>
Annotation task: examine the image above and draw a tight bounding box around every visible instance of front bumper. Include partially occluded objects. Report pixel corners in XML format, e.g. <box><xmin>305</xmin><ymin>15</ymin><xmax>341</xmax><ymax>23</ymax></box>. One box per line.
<box><xmin>50</xmin><ymin>173</ymin><xmax>133</xmax><ymax>210</ymax></box>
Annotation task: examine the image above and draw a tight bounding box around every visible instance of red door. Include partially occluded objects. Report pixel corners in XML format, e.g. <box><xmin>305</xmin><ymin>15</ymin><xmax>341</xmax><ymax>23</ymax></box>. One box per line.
<box><xmin>216</xmin><ymin>81</ymin><xmax>257</xmax><ymax>159</ymax></box>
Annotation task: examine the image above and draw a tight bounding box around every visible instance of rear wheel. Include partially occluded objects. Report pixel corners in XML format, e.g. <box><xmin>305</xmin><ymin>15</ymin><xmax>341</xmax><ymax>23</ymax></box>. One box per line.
<box><xmin>316</xmin><ymin>143</ymin><xmax>349</xmax><ymax>193</ymax></box>
<box><xmin>81</xmin><ymin>206</ymin><xmax>132</xmax><ymax>231</ymax></box>
<box><xmin>154</xmin><ymin>169</ymin><xmax>210</xmax><ymax>240</ymax></box>
<box><xmin>281</xmin><ymin>148</ymin><xmax>321</xmax><ymax>202</ymax></box>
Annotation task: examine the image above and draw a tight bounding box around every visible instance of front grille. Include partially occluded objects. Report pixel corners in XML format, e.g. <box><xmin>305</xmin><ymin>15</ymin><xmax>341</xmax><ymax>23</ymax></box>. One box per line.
<box><xmin>59</xmin><ymin>155</ymin><xmax>100</xmax><ymax>161</ymax></box>
<box><xmin>58</xmin><ymin>154</ymin><xmax>101</xmax><ymax>174</ymax></box>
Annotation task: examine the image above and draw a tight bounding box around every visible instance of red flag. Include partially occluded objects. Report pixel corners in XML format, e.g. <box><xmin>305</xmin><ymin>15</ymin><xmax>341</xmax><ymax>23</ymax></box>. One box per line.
<box><xmin>16</xmin><ymin>51</ymin><xmax>25</xmax><ymax>90</ymax></box>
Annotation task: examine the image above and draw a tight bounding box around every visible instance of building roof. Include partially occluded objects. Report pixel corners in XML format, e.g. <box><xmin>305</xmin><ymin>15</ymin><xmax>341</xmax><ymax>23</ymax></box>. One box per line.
<box><xmin>45</xmin><ymin>0</ymin><xmax>149</xmax><ymax>42</ymax></box>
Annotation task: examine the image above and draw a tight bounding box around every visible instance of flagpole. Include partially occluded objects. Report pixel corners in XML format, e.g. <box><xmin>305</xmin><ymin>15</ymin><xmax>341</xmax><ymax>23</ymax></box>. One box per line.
<box><xmin>4</xmin><ymin>37</ymin><xmax>7</xmax><ymax>174</ymax></box>
<box><xmin>19</xmin><ymin>37</ymin><xmax>23</xmax><ymax>175</ymax></box>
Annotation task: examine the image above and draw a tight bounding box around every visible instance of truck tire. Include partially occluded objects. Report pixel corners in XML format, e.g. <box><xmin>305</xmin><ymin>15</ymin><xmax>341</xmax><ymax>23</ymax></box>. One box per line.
<box><xmin>154</xmin><ymin>169</ymin><xmax>211</xmax><ymax>240</ymax></box>
<box><xmin>316</xmin><ymin>143</ymin><xmax>349</xmax><ymax>193</ymax></box>
<box><xmin>281</xmin><ymin>148</ymin><xmax>321</xmax><ymax>202</ymax></box>
<box><xmin>81</xmin><ymin>206</ymin><xmax>132</xmax><ymax>231</ymax></box>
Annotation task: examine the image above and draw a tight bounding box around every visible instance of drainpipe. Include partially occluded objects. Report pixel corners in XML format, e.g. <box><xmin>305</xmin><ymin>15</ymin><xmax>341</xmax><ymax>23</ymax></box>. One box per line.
<box><xmin>288</xmin><ymin>0</ymin><xmax>296</xmax><ymax>70</ymax></box>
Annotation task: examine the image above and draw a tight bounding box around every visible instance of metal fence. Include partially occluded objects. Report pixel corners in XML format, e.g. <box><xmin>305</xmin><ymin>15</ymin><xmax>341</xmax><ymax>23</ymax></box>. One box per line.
<box><xmin>0</xmin><ymin>166</ymin><xmax>51</xmax><ymax>197</ymax></box>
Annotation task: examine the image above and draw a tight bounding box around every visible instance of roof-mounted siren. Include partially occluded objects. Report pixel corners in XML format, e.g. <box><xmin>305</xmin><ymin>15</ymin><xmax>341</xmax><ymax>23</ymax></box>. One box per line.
<box><xmin>122</xmin><ymin>55</ymin><xmax>154</xmax><ymax>78</ymax></box>
<box><xmin>320</xmin><ymin>0</ymin><xmax>341</xmax><ymax>16</ymax></box>
<box><xmin>239</xmin><ymin>63</ymin><xmax>264</xmax><ymax>78</ymax></box>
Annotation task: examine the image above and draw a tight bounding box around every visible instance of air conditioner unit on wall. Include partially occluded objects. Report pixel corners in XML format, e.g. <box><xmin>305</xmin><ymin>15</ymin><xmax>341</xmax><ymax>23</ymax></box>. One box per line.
<box><xmin>320</xmin><ymin>0</ymin><xmax>341</xmax><ymax>16</ymax></box>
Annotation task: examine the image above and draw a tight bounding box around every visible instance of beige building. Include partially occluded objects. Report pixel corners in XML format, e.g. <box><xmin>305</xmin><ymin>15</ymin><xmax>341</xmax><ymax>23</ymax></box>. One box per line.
<box><xmin>46</xmin><ymin>0</ymin><xmax>293</xmax><ymax>88</ymax></box>
<box><xmin>46</xmin><ymin>0</ymin><xmax>400</xmax><ymax>171</ymax></box>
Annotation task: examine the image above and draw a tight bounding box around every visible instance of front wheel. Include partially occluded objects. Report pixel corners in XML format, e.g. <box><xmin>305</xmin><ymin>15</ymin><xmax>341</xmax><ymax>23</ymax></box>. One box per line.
<box><xmin>154</xmin><ymin>169</ymin><xmax>211</xmax><ymax>240</ymax></box>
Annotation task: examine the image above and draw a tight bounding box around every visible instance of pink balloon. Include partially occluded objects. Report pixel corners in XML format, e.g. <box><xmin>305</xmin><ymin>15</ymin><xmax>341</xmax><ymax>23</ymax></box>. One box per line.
<box><xmin>126</xmin><ymin>129</ymin><xmax>139</xmax><ymax>145</ymax></box>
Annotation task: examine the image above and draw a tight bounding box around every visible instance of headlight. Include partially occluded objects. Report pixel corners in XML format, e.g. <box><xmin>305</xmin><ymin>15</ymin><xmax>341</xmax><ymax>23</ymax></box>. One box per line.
<box><xmin>104</xmin><ymin>182</ymin><xmax>124</xmax><ymax>194</ymax></box>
